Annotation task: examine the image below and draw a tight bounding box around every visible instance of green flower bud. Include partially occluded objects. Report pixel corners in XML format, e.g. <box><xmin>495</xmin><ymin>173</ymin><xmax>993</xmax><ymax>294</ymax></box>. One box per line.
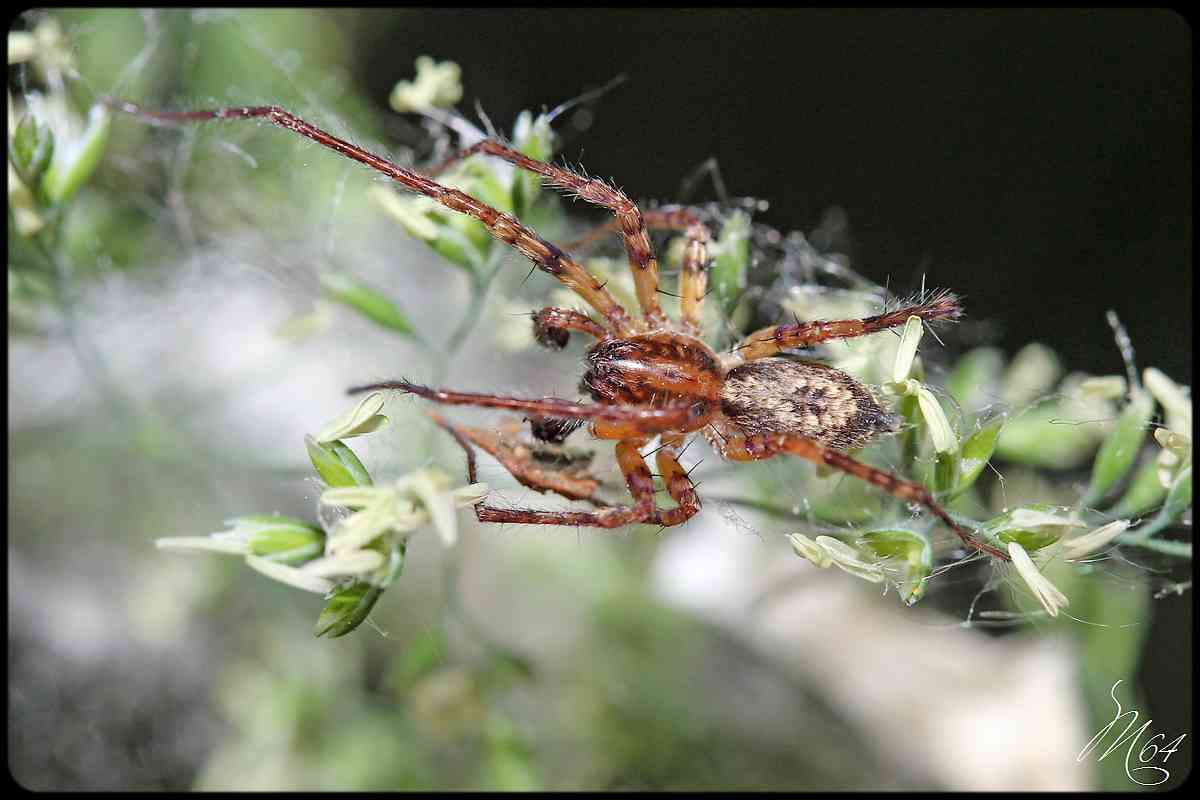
<box><xmin>861</xmin><ymin>528</ymin><xmax>933</xmax><ymax>605</ymax></box>
<box><xmin>305</xmin><ymin>435</ymin><xmax>373</xmax><ymax>488</ymax></box>
<box><xmin>945</xmin><ymin>347</ymin><xmax>1004</xmax><ymax>414</ymax></box>
<box><xmin>315</xmin><ymin>580</ymin><xmax>384</xmax><ymax>638</ymax></box>
<box><xmin>981</xmin><ymin>504</ymin><xmax>1086</xmax><ymax>552</ymax></box>
<box><xmin>240</xmin><ymin>514</ymin><xmax>326</xmax><ymax>565</ymax></box>
<box><xmin>10</xmin><ymin>113</ymin><xmax>55</xmax><ymax>188</ymax></box>
<box><xmin>1001</xmin><ymin>343</ymin><xmax>1061</xmax><ymax>408</ymax></box>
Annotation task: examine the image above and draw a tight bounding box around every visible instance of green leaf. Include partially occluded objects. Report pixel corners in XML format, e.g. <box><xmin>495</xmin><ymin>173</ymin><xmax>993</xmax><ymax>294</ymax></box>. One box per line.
<box><xmin>319</xmin><ymin>271</ymin><xmax>417</xmax><ymax>337</ymax></box>
<box><xmin>41</xmin><ymin>104</ymin><xmax>111</xmax><ymax>204</ymax></box>
<box><xmin>932</xmin><ymin>449</ymin><xmax>959</xmax><ymax>494</ymax></box>
<box><xmin>306</xmin><ymin>435</ymin><xmax>373</xmax><ymax>487</ymax></box>
<box><xmin>944</xmin><ymin>417</ymin><xmax>1005</xmax><ymax>501</ymax></box>
<box><xmin>315</xmin><ymin>580</ymin><xmax>384</xmax><ymax>638</ymax></box>
<box><xmin>711</xmin><ymin>211</ymin><xmax>751</xmax><ymax>315</ymax></box>
<box><xmin>1108</xmin><ymin>457</ymin><xmax>1170</xmax><ymax>518</ymax></box>
<box><xmin>1082</xmin><ymin>389</ymin><xmax>1154</xmax><ymax>506</ymax></box>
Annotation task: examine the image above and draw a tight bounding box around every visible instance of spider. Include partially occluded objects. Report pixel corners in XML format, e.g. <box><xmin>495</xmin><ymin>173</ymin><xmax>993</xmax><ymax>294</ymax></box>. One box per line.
<box><xmin>108</xmin><ymin>99</ymin><xmax>1009</xmax><ymax>561</ymax></box>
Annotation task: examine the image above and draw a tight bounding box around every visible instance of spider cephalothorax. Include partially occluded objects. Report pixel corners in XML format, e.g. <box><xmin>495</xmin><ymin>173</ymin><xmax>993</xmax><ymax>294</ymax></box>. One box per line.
<box><xmin>107</xmin><ymin>99</ymin><xmax>1008</xmax><ymax>561</ymax></box>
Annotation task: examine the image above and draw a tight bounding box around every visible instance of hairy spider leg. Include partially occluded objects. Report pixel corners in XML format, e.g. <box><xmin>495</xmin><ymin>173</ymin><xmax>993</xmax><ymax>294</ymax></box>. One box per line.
<box><xmin>431</xmin><ymin>140</ymin><xmax>671</xmax><ymax>329</ymax></box>
<box><xmin>719</xmin><ymin>433</ymin><xmax>1009</xmax><ymax>560</ymax></box>
<box><xmin>651</xmin><ymin>434</ymin><xmax>702</xmax><ymax>527</ymax></box>
<box><xmin>440</xmin><ymin>418</ymin><xmax>664</xmax><ymax>529</ymax></box>
<box><xmin>105</xmin><ymin>100</ymin><xmax>636</xmax><ymax>336</ymax></box>
<box><xmin>563</xmin><ymin>206</ymin><xmax>712</xmax><ymax>335</ymax></box>
<box><xmin>731</xmin><ymin>293</ymin><xmax>965</xmax><ymax>363</ymax></box>
<box><xmin>427</xmin><ymin>412</ymin><xmax>607</xmax><ymax>504</ymax></box>
<box><xmin>531</xmin><ymin>306</ymin><xmax>609</xmax><ymax>350</ymax></box>
<box><xmin>349</xmin><ymin>379</ymin><xmax>710</xmax><ymax>437</ymax></box>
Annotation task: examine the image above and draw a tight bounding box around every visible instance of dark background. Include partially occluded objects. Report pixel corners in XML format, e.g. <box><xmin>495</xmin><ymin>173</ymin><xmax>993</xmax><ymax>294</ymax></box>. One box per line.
<box><xmin>354</xmin><ymin>8</ymin><xmax>1191</xmax><ymax>383</ymax></box>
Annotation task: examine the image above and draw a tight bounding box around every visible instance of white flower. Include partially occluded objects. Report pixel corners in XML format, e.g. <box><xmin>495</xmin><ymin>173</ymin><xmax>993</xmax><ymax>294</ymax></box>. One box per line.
<box><xmin>892</xmin><ymin>315</ymin><xmax>923</xmax><ymax>383</ymax></box>
<box><xmin>299</xmin><ymin>549</ymin><xmax>385</xmax><ymax>578</ymax></box>
<box><xmin>1007</xmin><ymin>507</ymin><xmax>1087</xmax><ymax>533</ymax></box>
<box><xmin>315</xmin><ymin>391</ymin><xmax>389</xmax><ymax>443</ymax></box>
<box><xmin>1060</xmin><ymin>519</ymin><xmax>1131</xmax><ymax>560</ymax></box>
<box><xmin>245</xmin><ymin>556</ymin><xmax>334</xmax><ymax>595</ymax></box>
<box><xmin>1007</xmin><ymin>541</ymin><xmax>1069</xmax><ymax>617</ymax></box>
<box><xmin>155</xmin><ymin>535</ymin><xmax>249</xmax><ymax>555</ymax></box>
<box><xmin>789</xmin><ymin>533</ymin><xmax>886</xmax><ymax>583</ymax></box>
<box><xmin>1144</xmin><ymin>368</ymin><xmax>1192</xmax><ymax>439</ymax></box>
<box><xmin>389</xmin><ymin>56</ymin><xmax>463</xmax><ymax>112</ymax></box>
<box><xmin>1076</xmin><ymin>375</ymin><xmax>1127</xmax><ymax>401</ymax></box>
<box><xmin>322</xmin><ymin>468</ymin><xmax>488</xmax><ymax>552</ymax></box>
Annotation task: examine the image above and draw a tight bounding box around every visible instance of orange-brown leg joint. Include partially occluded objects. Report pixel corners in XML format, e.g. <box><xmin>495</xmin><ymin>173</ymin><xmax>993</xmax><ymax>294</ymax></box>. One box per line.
<box><xmin>653</xmin><ymin>435</ymin><xmax>701</xmax><ymax>527</ymax></box>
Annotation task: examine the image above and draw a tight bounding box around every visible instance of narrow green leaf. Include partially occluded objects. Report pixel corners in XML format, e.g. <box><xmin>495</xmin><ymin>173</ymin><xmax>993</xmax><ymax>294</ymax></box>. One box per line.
<box><xmin>944</xmin><ymin>417</ymin><xmax>1005</xmax><ymax>501</ymax></box>
<box><xmin>1108</xmin><ymin>458</ymin><xmax>1170</xmax><ymax>518</ymax></box>
<box><xmin>42</xmin><ymin>104</ymin><xmax>110</xmax><ymax>204</ymax></box>
<box><xmin>315</xmin><ymin>581</ymin><xmax>383</xmax><ymax>638</ymax></box>
<box><xmin>932</xmin><ymin>449</ymin><xmax>959</xmax><ymax>494</ymax></box>
<box><xmin>1082</xmin><ymin>389</ymin><xmax>1154</xmax><ymax>506</ymax></box>
<box><xmin>319</xmin><ymin>271</ymin><xmax>416</xmax><ymax>337</ymax></box>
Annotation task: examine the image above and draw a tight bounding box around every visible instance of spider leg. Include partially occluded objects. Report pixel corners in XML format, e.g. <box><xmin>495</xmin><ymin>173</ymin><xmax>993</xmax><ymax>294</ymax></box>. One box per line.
<box><xmin>350</xmin><ymin>378</ymin><xmax>709</xmax><ymax>435</ymax></box>
<box><xmin>532</xmin><ymin>306</ymin><xmax>609</xmax><ymax>350</ymax></box>
<box><xmin>650</xmin><ymin>434</ymin><xmax>702</xmax><ymax>526</ymax></box>
<box><xmin>729</xmin><ymin>293</ymin><xmax>964</xmax><ymax>363</ymax></box>
<box><xmin>563</xmin><ymin>207</ymin><xmax>712</xmax><ymax>336</ymax></box>
<box><xmin>441</xmin><ymin>425</ymin><xmax>660</xmax><ymax>529</ymax></box>
<box><xmin>718</xmin><ymin>433</ymin><xmax>1009</xmax><ymax>560</ymax></box>
<box><xmin>428</xmin><ymin>413</ymin><xmax>608</xmax><ymax>504</ymax></box>
<box><xmin>105</xmin><ymin>101</ymin><xmax>636</xmax><ymax>336</ymax></box>
<box><xmin>431</xmin><ymin>140</ymin><xmax>670</xmax><ymax>328</ymax></box>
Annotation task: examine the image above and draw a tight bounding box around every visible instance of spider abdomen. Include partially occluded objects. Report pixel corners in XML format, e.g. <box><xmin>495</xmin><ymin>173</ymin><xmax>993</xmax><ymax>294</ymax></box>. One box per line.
<box><xmin>718</xmin><ymin>358</ymin><xmax>900</xmax><ymax>451</ymax></box>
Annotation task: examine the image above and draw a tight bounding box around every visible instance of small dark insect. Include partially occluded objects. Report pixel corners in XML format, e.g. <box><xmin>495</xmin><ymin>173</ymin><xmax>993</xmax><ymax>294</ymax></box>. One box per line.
<box><xmin>107</xmin><ymin>99</ymin><xmax>1008</xmax><ymax>561</ymax></box>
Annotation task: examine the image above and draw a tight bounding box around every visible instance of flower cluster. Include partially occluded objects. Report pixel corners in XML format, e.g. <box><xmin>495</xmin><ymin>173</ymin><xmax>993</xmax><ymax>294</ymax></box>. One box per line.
<box><xmin>158</xmin><ymin>393</ymin><xmax>488</xmax><ymax>637</ymax></box>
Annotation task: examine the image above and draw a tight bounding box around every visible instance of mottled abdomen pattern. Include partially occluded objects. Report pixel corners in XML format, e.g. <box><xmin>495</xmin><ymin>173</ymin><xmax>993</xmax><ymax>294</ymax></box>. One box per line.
<box><xmin>718</xmin><ymin>358</ymin><xmax>900</xmax><ymax>451</ymax></box>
